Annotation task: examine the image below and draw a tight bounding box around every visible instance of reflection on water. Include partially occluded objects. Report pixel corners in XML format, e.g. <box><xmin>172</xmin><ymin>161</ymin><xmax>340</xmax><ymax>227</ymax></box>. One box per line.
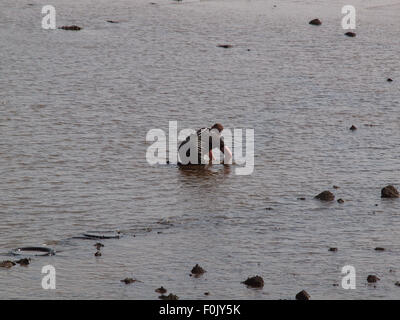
<box><xmin>1</xmin><ymin>0</ymin><xmax>400</xmax><ymax>299</ymax></box>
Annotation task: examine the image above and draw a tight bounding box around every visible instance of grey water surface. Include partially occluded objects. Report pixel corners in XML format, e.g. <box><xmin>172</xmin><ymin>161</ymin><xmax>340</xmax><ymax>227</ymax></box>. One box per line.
<box><xmin>1</xmin><ymin>0</ymin><xmax>400</xmax><ymax>299</ymax></box>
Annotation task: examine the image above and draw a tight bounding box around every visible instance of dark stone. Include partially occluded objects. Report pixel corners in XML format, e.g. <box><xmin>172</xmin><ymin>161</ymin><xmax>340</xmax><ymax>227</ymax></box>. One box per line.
<box><xmin>59</xmin><ymin>25</ymin><xmax>82</xmax><ymax>31</ymax></box>
<box><xmin>295</xmin><ymin>290</ymin><xmax>310</xmax><ymax>300</ymax></box>
<box><xmin>315</xmin><ymin>191</ymin><xmax>335</xmax><ymax>201</ymax></box>
<box><xmin>329</xmin><ymin>247</ymin><xmax>338</xmax><ymax>252</ymax></box>
<box><xmin>298</xmin><ymin>197</ymin><xmax>306</xmax><ymax>200</ymax></box>
<box><xmin>381</xmin><ymin>185</ymin><xmax>399</xmax><ymax>198</ymax></box>
<box><xmin>350</xmin><ymin>125</ymin><xmax>357</xmax><ymax>131</ymax></box>
<box><xmin>367</xmin><ymin>275</ymin><xmax>380</xmax><ymax>283</ymax></box>
<box><xmin>204</xmin><ymin>292</ymin><xmax>210</xmax><ymax>295</ymax></box>
<box><xmin>345</xmin><ymin>32</ymin><xmax>356</xmax><ymax>37</ymax></box>
<box><xmin>191</xmin><ymin>264</ymin><xmax>206</xmax><ymax>275</ymax></box>
<box><xmin>337</xmin><ymin>199</ymin><xmax>344</xmax><ymax>204</ymax></box>
<box><xmin>15</xmin><ymin>258</ymin><xmax>30</xmax><ymax>266</ymax></box>
<box><xmin>333</xmin><ymin>185</ymin><xmax>340</xmax><ymax>189</ymax></box>
<box><xmin>0</xmin><ymin>261</ymin><xmax>16</xmax><ymax>268</ymax></box>
<box><xmin>387</xmin><ymin>78</ymin><xmax>393</xmax><ymax>82</ymax></box>
<box><xmin>94</xmin><ymin>251</ymin><xmax>102</xmax><ymax>257</ymax></box>
<box><xmin>106</xmin><ymin>20</ymin><xmax>119</xmax><ymax>23</ymax></box>
<box><xmin>155</xmin><ymin>286</ymin><xmax>167</xmax><ymax>294</ymax></box>
<box><xmin>94</xmin><ymin>243</ymin><xmax>104</xmax><ymax>250</ymax></box>
<box><xmin>242</xmin><ymin>275</ymin><xmax>264</xmax><ymax>288</ymax></box>
<box><xmin>159</xmin><ymin>293</ymin><xmax>179</xmax><ymax>300</ymax></box>
<box><xmin>121</xmin><ymin>278</ymin><xmax>136</xmax><ymax>284</ymax></box>
<box><xmin>309</xmin><ymin>19</ymin><xmax>322</xmax><ymax>26</ymax></box>
<box><xmin>374</xmin><ymin>247</ymin><xmax>385</xmax><ymax>251</ymax></box>
<box><xmin>217</xmin><ymin>44</ymin><xmax>232</xmax><ymax>48</ymax></box>
<box><xmin>395</xmin><ymin>282</ymin><xmax>400</xmax><ymax>287</ymax></box>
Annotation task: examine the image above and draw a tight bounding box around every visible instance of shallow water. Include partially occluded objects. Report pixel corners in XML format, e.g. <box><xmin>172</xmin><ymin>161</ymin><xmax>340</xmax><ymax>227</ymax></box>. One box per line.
<box><xmin>1</xmin><ymin>0</ymin><xmax>400</xmax><ymax>299</ymax></box>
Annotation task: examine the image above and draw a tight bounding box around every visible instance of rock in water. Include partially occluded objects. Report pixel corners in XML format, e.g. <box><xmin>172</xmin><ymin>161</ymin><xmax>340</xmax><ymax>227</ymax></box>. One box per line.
<box><xmin>381</xmin><ymin>185</ymin><xmax>399</xmax><ymax>198</ymax></box>
<box><xmin>315</xmin><ymin>191</ymin><xmax>335</xmax><ymax>201</ymax></box>
<box><xmin>121</xmin><ymin>278</ymin><xmax>136</xmax><ymax>284</ymax></box>
<box><xmin>367</xmin><ymin>275</ymin><xmax>380</xmax><ymax>283</ymax></box>
<box><xmin>295</xmin><ymin>290</ymin><xmax>310</xmax><ymax>300</ymax></box>
<box><xmin>191</xmin><ymin>264</ymin><xmax>206</xmax><ymax>275</ymax></box>
<box><xmin>0</xmin><ymin>261</ymin><xmax>16</xmax><ymax>268</ymax></box>
<box><xmin>309</xmin><ymin>19</ymin><xmax>322</xmax><ymax>26</ymax></box>
<box><xmin>159</xmin><ymin>293</ymin><xmax>179</xmax><ymax>300</ymax></box>
<box><xmin>242</xmin><ymin>276</ymin><xmax>264</xmax><ymax>288</ymax></box>
<box><xmin>217</xmin><ymin>44</ymin><xmax>232</xmax><ymax>49</ymax></box>
<box><xmin>349</xmin><ymin>125</ymin><xmax>357</xmax><ymax>131</ymax></box>
<box><xmin>387</xmin><ymin>78</ymin><xmax>393</xmax><ymax>82</ymax></box>
<box><xmin>155</xmin><ymin>286</ymin><xmax>167</xmax><ymax>294</ymax></box>
<box><xmin>59</xmin><ymin>25</ymin><xmax>82</xmax><ymax>31</ymax></box>
<box><xmin>345</xmin><ymin>32</ymin><xmax>356</xmax><ymax>37</ymax></box>
<box><xmin>329</xmin><ymin>247</ymin><xmax>338</xmax><ymax>252</ymax></box>
<box><xmin>15</xmin><ymin>258</ymin><xmax>30</xmax><ymax>266</ymax></box>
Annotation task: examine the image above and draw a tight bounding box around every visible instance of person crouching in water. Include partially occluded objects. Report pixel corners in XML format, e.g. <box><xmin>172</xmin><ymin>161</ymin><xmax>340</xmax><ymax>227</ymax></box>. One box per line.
<box><xmin>178</xmin><ymin>123</ymin><xmax>232</xmax><ymax>165</ymax></box>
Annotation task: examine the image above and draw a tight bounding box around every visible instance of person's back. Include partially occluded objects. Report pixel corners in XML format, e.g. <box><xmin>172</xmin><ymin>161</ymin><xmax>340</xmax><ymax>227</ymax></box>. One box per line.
<box><xmin>178</xmin><ymin>123</ymin><xmax>232</xmax><ymax>165</ymax></box>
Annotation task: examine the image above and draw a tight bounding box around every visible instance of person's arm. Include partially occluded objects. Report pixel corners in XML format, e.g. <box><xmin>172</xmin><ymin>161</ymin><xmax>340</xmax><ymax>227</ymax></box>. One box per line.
<box><xmin>209</xmin><ymin>150</ymin><xmax>215</xmax><ymax>162</ymax></box>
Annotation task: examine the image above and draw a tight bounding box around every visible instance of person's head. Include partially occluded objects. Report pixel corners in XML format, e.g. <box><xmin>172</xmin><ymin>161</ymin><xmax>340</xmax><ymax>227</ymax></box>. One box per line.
<box><xmin>211</xmin><ymin>123</ymin><xmax>224</xmax><ymax>133</ymax></box>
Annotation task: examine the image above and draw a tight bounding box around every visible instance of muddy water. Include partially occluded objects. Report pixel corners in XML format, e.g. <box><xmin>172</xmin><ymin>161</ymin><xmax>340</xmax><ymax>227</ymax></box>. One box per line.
<box><xmin>1</xmin><ymin>0</ymin><xmax>400</xmax><ymax>299</ymax></box>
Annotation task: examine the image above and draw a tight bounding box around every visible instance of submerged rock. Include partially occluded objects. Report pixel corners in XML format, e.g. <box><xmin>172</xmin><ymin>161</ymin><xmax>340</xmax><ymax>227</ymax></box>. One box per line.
<box><xmin>309</xmin><ymin>18</ymin><xmax>322</xmax><ymax>26</ymax></box>
<box><xmin>315</xmin><ymin>191</ymin><xmax>335</xmax><ymax>201</ymax></box>
<box><xmin>374</xmin><ymin>247</ymin><xmax>385</xmax><ymax>251</ymax></box>
<box><xmin>121</xmin><ymin>278</ymin><xmax>136</xmax><ymax>284</ymax></box>
<box><xmin>204</xmin><ymin>292</ymin><xmax>210</xmax><ymax>295</ymax></box>
<box><xmin>94</xmin><ymin>243</ymin><xmax>104</xmax><ymax>250</ymax></box>
<box><xmin>367</xmin><ymin>275</ymin><xmax>380</xmax><ymax>283</ymax></box>
<box><xmin>59</xmin><ymin>25</ymin><xmax>82</xmax><ymax>31</ymax></box>
<box><xmin>106</xmin><ymin>20</ymin><xmax>119</xmax><ymax>23</ymax></box>
<box><xmin>295</xmin><ymin>290</ymin><xmax>310</xmax><ymax>300</ymax></box>
<box><xmin>155</xmin><ymin>286</ymin><xmax>167</xmax><ymax>294</ymax></box>
<box><xmin>329</xmin><ymin>247</ymin><xmax>338</xmax><ymax>252</ymax></box>
<box><xmin>0</xmin><ymin>261</ymin><xmax>16</xmax><ymax>268</ymax></box>
<box><xmin>242</xmin><ymin>275</ymin><xmax>264</xmax><ymax>288</ymax></box>
<box><xmin>395</xmin><ymin>282</ymin><xmax>400</xmax><ymax>287</ymax></box>
<box><xmin>349</xmin><ymin>125</ymin><xmax>357</xmax><ymax>131</ymax></box>
<box><xmin>191</xmin><ymin>264</ymin><xmax>206</xmax><ymax>275</ymax></box>
<box><xmin>381</xmin><ymin>185</ymin><xmax>399</xmax><ymax>198</ymax></box>
<box><xmin>387</xmin><ymin>78</ymin><xmax>393</xmax><ymax>82</ymax></box>
<box><xmin>217</xmin><ymin>44</ymin><xmax>232</xmax><ymax>49</ymax></box>
<box><xmin>15</xmin><ymin>258</ymin><xmax>30</xmax><ymax>266</ymax></box>
<box><xmin>345</xmin><ymin>31</ymin><xmax>356</xmax><ymax>37</ymax></box>
<box><xmin>159</xmin><ymin>293</ymin><xmax>179</xmax><ymax>300</ymax></box>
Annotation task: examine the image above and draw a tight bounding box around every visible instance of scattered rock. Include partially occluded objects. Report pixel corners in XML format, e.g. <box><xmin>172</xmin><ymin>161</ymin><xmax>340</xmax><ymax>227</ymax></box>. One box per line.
<box><xmin>94</xmin><ymin>243</ymin><xmax>104</xmax><ymax>250</ymax></box>
<box><xmin>333</xmin><ymin>185</ymin><xmax>340</xmax><ymax>189</ymax></box>
<box><xmin>121</xmin><ymin>278</ymin><xmax>137</xmax><ymax>284</ymax></box>
<box><xmin>295</xmin><ymin>290</ymin><xmax>310</xmax><ymax>300</ymax></box>
<box><xmin>381</xmin><ymin>185</ymin><xmax>399</xmax><ymax>198</ymax></box>
<box><xmin>297</xmin><ymin>197</ymin><xmax>306</xmax><ymax>201</ymax></box>
<box><xmin>387</xmin><ymin>78</ymin><xmax>393</xmax><ymax>82</ymax></box>
<box><xmin>191</xmin><ymin>264</ymin><xmax>206</xmax><ymax>275</ymax></box>
<box><xmin>265</xmin><ymin>207</ymin><xmax>273</xmax><ymax>210</ymax></box>
<box><xmin>15</xmin><ymin>258</ymin><xmax>30</xmax><ymax>266</ymax></box>
<box><xmin>345</xmin><ymin>31</ymin><xmax>356</xmax><ymax>37</ymax></box>
<box><xmin>59</xmin><ymin>25</ymin><xmax>82</xmax><ymax>31</ymax></box>
<box><xmin>328</xmin><ymin>247</ymin><xmax>338</xmax><ymax>252</ymax></box>
<box><xmin>155</xmin><ymin>286</ymin><xmax>167</xmax><ymax>294</ymax></box>
<box><xmin>337</xmin><ymin>199</ymin><xmax>344</xmax><ymax>204</ymax></box>
<box><xmin>349</xmin><ymin>125</ymin><xmax>357</xmax><ymax>131</ymax></box>
<box><xmin>367</xmin><ymin>275</ymin><xmax>380</xmax><ymax>283</ymax></box>
<box><xmin>242</xmin><ymin>275</ymin><xmax>264</xmax><ymax>288</ymax></box>
<box><xmin>0</xmin><ymin>261</ymin><xmax>16</xmax><ymax>268</ymax></box>
<box><xmin>217</xmin><ymin>44</ymin><xmax>232</xmax><ymax>49</ymax></box>
<box><xmin>159</xmin><ymin>293</ymin><xmax>179</xmax><ymax>300</ymax></box>
<box><xmin>204</xmin><ymin>292</ymin><xmax>210</xmax><ymax>295</ymax></box>
<box><xmin>332</xmin><ymin>283</ymin><xmax>339</xmax><ymax>287</ymax></box>
<box><xmin>309</xmin><ymin>18</ymin><xmax>322</xmax><ymax>26</ymax></box>
<box><xmin>94</xmin><ymin>251</ymin><xmax>102</xmax><ymax>257</ymax></box>
<box><xmin>106</xmin><ymin>20</ymin><xmax>119</xmax><ymax>23</ymax></box>
<box><xmin>395</xmin><ymin>282</ymin><xmax>400</xmax><ymax>287</ymax></box>
<box><xmin>374</xmin><ymin>247</ymin><xmax>385</xmax><ymax>251</ymax></box>
<box><xmin>315</xmin><ymin>191</ymin><xmax>335</xmax><ymax>201</ymax></box>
